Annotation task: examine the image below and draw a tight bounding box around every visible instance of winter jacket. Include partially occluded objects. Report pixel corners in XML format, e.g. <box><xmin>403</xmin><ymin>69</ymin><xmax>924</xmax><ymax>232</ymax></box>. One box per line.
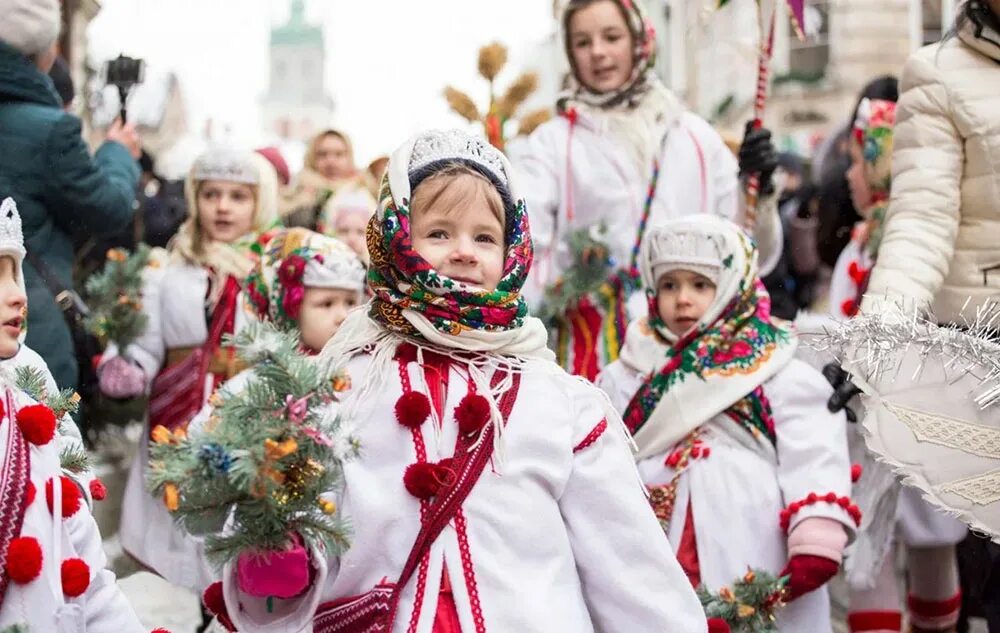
<box><xmin>861</xmin><ymin>18</ymin><xmax>1000</xmax><ymax>323</ymax></box>
<box><xmin>0</xmin><ymin>41</ymin><xmax>140</xmax><ymax>390</ymax></box>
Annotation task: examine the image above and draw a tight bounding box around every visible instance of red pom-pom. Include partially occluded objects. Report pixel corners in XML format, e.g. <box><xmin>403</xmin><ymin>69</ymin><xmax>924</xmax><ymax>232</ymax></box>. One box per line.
<box><xmin>841</xmin><ymin>299</ymin><xmax>859</xmax><ymax>317</ymax></box>
<box><xmin>403</xmin><ymin>462</ymin><xmax>446</xmax><ymax>499</ymax></box>
<box><xmin>455</xmin><ymin>394</ymin><xmax>490</xmax><ymax>437</ymax></box>
<box><xmin>15</xmin><ymin>404</ymin><xmax>57</xmax><ymax>446</ymax></box>
<box><xmin>89</xmin><ymin>478</ymin><xmax>108</xmax><ymax>502</ymax></box>
<box><xmin>46</xmin><ymin>476</ymin><xmax>83</xmax><ymax>518</ymax></box>
<box><xmin>825</xmin><ymin>492</ymin><xmax>838</xmax><ymax>503</ymax></box>
<box><xmin>203</xmin><ymin>581</ymin><xmax>237</xmax><ymax>631</ymax></box>
<box><xmin>807</xmin><ymin>493</ymin><xmax>819</xmax><ymax>503</ymax></box>
<box><xmin>25</xmin><ymin>481</ymin><xmax>35</xmax><ymax>506</ymax></box>
<box><xmin>395</xmin><ymin>392</ymin><xmax>431</xmax><ymax>429</ymax></box>
<box><xmin>6</xmin><ymin>536</ymin><xmax>43</xmax><ymax>584</ymax></box>
<box><xmin>61</xmin><ymin>557</ymin><xmax>90</xmax><ymax>597</ymax></box>
<box><xmin>707</xmin><ymin>617</ymin><xmax>732</xmax><ymax>633</ymax></box>
<box><xmin>838</xmin><ymin>497</ymin><xmax>851</xmax><ymax>509</ymax></box>
<box><xmin>851</xmin><ymin>463</ymin><xmax>863</xmax><ymax>483</ymax></box>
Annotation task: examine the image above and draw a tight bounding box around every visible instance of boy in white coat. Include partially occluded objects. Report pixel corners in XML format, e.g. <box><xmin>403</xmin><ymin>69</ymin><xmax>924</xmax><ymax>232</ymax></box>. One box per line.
<box><xmin>599</xmin><ymin>215</ymin><xmax>857</xmax><ymax>632</ymax></box>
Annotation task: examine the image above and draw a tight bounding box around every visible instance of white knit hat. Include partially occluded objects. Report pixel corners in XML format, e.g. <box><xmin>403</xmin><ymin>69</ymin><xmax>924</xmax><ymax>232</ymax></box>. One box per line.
<box><xmin>190</xmin><ymin>145</ymin><xmax>260</xmax><ymax>186</ymax></box>
<box><xmin>644</xmin><ymin>226</ymin><xmax>726</xmax><ymax>286</ymax></box>
<box><xmin>0</xmin><ymin>198</ymin><xmax>28</xmax><ymax>299</ymax></box>
<box><xmin>0</xmin><ymin>0</ymin><xmax>60</xmax><ymax>57</ymax></box>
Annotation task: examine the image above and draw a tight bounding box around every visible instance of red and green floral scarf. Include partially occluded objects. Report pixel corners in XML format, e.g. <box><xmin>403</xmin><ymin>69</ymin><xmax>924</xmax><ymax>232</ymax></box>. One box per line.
<box><xmin>366</xmin><ymin>176</ymin><xmax>533</xmax><ymax>339</ymax></box>
<box><xmin>623</xmin><ymin>220</ymin><xmax>796</xmax><ymax>452</ymax></box>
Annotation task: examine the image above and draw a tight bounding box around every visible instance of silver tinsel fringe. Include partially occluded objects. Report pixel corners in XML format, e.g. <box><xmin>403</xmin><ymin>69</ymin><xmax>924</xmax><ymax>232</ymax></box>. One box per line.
<box><xmin>807</xmin><ymin>299</ymin><xmax>1000</xmax><ymax>409</ymax></box>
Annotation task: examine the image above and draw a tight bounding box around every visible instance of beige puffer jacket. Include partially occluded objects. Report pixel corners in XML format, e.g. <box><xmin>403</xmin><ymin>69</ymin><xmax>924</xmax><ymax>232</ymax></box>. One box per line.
<box><xmin>861</xmin><ymin>16</ymin><xmax>1000</xmax><ymax>323</ymax></box>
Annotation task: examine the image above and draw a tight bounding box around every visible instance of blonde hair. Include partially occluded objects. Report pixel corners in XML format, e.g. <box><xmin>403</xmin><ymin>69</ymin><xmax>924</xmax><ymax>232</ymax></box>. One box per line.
<box><xmin>410</xmin><ymin>164</ymin><xmax>506</xmax><ymax>230</ymax></box>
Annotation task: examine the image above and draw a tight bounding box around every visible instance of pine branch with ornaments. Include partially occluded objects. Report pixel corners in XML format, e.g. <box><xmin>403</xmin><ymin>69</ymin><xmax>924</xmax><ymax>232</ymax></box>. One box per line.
<box><xmin>146</xmin><ymin>318</ymin><xmax>358</xmax><ymax>568</ymax></box>
<box><xmin>84</xmin><ymin>245</ymin><xmax>153</xmax><ymax>354</ymax></box>
<box><xmin>699</xmin><ymin>568</ymin><xmax>789</xmax><ymax>632</ymax></box>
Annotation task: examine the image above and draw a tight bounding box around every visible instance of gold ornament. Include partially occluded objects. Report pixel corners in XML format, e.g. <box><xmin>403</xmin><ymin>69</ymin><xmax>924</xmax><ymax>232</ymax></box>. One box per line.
<box><xmin>319</xmin><ymin>499</ymin><xmax>337</xmax><ymax>514</ymax></box>
<box><xmin>737</xmin><ymin>604</ymin><xmax>756</xmax><ymax>618</ymax></box>
<box><xmin>163</xmin><ymin>483</ymin><xmax>180</xmax><ymax>511</ymax></box>
<box><xmin>264</xmin><ymin>437</ymin><xmax>298</xmax><ymax>460</ymax></box>
<box><xmin>719</xmin><ymin>586</ymin><xmax>735</xmax><ymax>602</ymax></box>
<box><xmin>106</xmin><ymin>248</ymin><xmax>127</xmax><ymax>263</ymax></box>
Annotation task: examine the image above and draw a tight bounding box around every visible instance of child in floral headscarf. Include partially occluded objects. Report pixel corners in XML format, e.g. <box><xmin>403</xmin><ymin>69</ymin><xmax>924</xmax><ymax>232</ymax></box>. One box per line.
<box><xmin>213</xmin><ymin>129</ymin><xmax>707</xmax><ymax>633</ymax></box>
<box><xmin>831</xmin><ymin>99</ymin><xmax>897</xmax><ymax>318</ymax></box>
<box><xmin>832</xmin><ymin>99</ymin><xmax>966</xmax><ymax>633</ymax></box>
<box><xmin>598</xmin><ymin>215</ymin><xmax>856</xmax><ymax>633</ymax></box>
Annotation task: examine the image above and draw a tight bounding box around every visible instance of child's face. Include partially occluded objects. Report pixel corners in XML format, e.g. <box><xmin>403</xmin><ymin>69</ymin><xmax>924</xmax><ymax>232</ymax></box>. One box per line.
<box><xmin>846</xmin><ymin>139</ymin><xmax>873</xmax><ymax>214</ymax></box>
<box><xmin>197</xmin><ymin>180</ymin><xmax>256</xmax><ymax>243</ymax></box>
<box><xmin>335</xmin><ymin>213</ymin><xmax>369</xmax><ymax>262</ymax></box>
<box><xmin>410</xmin><ymin>176</ymin><xmax>505</xmax><ymax>292</ymax></box>
<box><xmin>568</xmin><ymin>0</ymin><xmax>635</xmax><ymax>95</ymax></box>
<box><xmin>314</xmin><ymin>135</ymin><xmax>354</xmax><ymax>181</ymax></box>
<box><xmin>298</xmin><ymin>287</ymin><xmax>360</xmax><ymax>353</ymax></box>
<box><xmin>0</xmin><ymin>257</ymin><xmax>26</xmax><ymax>358</ymax></box>
<box><xmin>656</xmin><ymin>270</ymin><xmax>717</xmax><ymax>337</ymax></box>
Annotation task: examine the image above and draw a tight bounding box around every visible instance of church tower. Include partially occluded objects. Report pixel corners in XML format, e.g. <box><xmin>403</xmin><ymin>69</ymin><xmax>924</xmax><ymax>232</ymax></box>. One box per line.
<box><xmin>261</xmin><ymin>0</ymin><xmax>335</xmax><ymax>141</ymax></box>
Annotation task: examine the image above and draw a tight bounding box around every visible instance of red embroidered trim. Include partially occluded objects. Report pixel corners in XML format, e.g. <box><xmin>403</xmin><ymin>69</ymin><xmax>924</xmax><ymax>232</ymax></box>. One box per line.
<box><xmin>399</xmin><ymin>358</ymin><xmax>430</xmax><ymax>633</ymax></box>
<box><xmin>779</xmin><ymin>491</ymin><xmax>862</xmax><ymax>533</ymax></box>
<box><xmin>454</xmin><ymin>509</ymin><xmax>487</xmax><ymax>633</ymax></box>
<box><xmin>846</xmin><ymin>610</ymin><xmax>902</xmax><ymax>632</ymax></box>
<box><xmin>0</xmin><ymin>389</ymin><xmax>31</xmax><ymax>611</ymax></box>
<box><xmin>572</xmin><ymin>419</ymin><xmax>608</xmax><ymax>453</ymax></box>
<box><xmin>907</xmin><ymin>592</ymin><xmax>962</xmax><ymax>618</ymax></box>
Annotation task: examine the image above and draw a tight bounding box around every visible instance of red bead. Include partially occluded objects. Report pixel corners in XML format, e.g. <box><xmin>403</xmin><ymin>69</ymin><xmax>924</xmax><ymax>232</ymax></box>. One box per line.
<box><xmin>25</xmin><ymin>481</ymin><xmax>35</xmax><ymax>506</ymax></box>
<box><xmin>6</xmin><ymin>536</ymin><xmax>43</xmax><ymax>584</ymax></box>
<box><xmin>15</xmin><ymin>404</ymin><xmax>57</xmax><ymax>446</ymax></box>
<box><xmin>702</xmin><ymin>447</ymin><xmax>711</xmax><ymax>458</ymax></box>
<box><xmin>403</xmin><ymin>462</ymin><xmax>444</xmax><ymax>499</ymax></box>
<box><xmin>61</xmin><ymin>558</ymin><xmax>90</xmax><ymax>597</ymax></box>
<box><xmin>807</xmin><ymin>493</ymin><xmax>819</xmax><ymax>503</ymax></box>
<box><xmin>455</xmin><ymin>394</ymin><xmax>490</xmax><ymax>437</ymax></box>
<box><xmin>666</xmin><ymin>452</ymin><xmax>681</xmax><ymax>468</ymax></box>
<box><xmin>825</xmin><ymin>492</ymin><xmax>838</xmax><ymax>503</ymax></box>
<box><xmin>395</xmin><ymin>392</ymin><xmax>431</xmax><ymax>429</ymax></box>
<box><xmin>851</xmin><ymin>463</ymin><xmax>863</xmax><ymax>483</ymax></box>
<box><xmin>790</xmin><ymin>501</ymin><xmax>802</xmax><ymax>512</ymax></box>
<box><xmin>89</xmin><ymin>478</ymin><xmax>108</xmax><ymax>502</ymax></box>
<box><xmin>45</xmin><ymin>476</ymin><xmax>83</xmax><ymax>519</ymax></box>
<box><xmin>838</xmin><ymin>497</ymin><xmax>851</xmax><ymax>509</ymax></box>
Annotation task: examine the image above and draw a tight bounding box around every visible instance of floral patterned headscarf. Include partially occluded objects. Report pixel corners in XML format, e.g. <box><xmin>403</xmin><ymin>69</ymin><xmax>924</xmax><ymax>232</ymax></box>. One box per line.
<box><xmin>622</xmin><ymin>216</ymin><xmax>797</xmax><ymax>459</ymax></box>
<box><xmin>559</xmin><ymin>0</ymin><xmax>658</xmax><ymax>111</ymax></box>
<box><xmin>366</xmin><ymin>130</ymin><xmax>532</xmax><ymax>338</ymax></box>
<box><xmin>852</xmin><ymin>98</ymin><xmax>896</xmax><ymax>256</ymax></box>
<box><xmin>245</xmin><ymin>228</ymin><xmax>365</xmax><ymax>331</ymax></box>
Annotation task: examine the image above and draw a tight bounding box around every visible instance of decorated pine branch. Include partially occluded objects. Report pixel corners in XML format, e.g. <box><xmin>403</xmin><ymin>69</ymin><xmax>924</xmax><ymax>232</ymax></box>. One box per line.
<box><xmin>146</xmin><ymin>318</ymin><xmax>358</xmax><ymax>567</ymax></box>
<box><xmin>538</xmin><ymin>224</ymin><xmax>616</xmax><ymax>323</ymax></box>
<box><xmin>84</xmin><ymin>245</ymin><xmax>152</xmax><ymax>353</ymax></box>
<box><xmin>698</xmin><ymin>568</ymin><xmax>788</xmax><ymax>632</ymax></box>
<box><xmin>14</xmin><ymin>366</ymin><xmax>80</xmax><ymax>421</ymax></box>
<box><xmin>443</xmin><ymin>41</ymin><xmax>551</xmax><ymax>150</ymax></box>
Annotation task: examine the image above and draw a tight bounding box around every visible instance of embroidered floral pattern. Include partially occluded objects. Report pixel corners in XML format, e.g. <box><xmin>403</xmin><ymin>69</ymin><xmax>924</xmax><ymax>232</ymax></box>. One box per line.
<box><xmin>366</xmin><ymin>182</ymin><xmax>532</xmax><ymax>338</ymax></box>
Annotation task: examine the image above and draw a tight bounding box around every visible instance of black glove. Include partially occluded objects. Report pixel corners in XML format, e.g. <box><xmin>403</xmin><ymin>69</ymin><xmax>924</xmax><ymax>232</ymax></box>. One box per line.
<box><xmin>822</xmin><ymin>362</ymin><xmax>862</xmax><ymax>423</ymax></box>
<box><xmin>738</xmin><ymin>121</ymin><xmax>778</xmax><ymax>196</ymax></box>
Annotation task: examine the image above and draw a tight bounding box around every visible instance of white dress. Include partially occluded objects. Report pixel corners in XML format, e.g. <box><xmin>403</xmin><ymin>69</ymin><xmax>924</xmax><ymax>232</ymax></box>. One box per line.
<box><xmin>108</xmin><ymin>261</ymin><xmax>247</xmax><ymax>592</ymax></box>
<box><xmin>221</xmin><ymin>352</ymin><xmax>708</xmax><ymax>633</ymax></box>
<box><xmin>600</xmin><ymin>357</ymin><xmax>855</xmax><ymax>633</ymax></box>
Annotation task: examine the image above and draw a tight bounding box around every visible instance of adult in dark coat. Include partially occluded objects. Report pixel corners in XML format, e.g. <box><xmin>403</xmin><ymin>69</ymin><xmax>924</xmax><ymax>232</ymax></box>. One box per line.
<box><xmin>0</xmin><ymin>0</ymin><xmax>141</xmax><ymax>390</ymax></box>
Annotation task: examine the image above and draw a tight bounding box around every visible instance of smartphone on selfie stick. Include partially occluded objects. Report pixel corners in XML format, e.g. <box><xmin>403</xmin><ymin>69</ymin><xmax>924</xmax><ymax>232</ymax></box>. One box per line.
<box><xmin>103</xmin><ymin>54</ymin><xmax>145</xmax><ymax>124</ymax></box>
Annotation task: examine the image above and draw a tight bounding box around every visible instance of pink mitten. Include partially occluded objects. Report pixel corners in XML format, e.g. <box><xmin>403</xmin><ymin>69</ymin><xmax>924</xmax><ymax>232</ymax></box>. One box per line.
<box><xmin>236</xmin><ymin>534</ymin><xmax>311</xmax><ymax>599</ymax></box>
<box><xmin>99</xmin><ymin>357</ymin><xmax>146</xmax><ymax>399</ymax></box>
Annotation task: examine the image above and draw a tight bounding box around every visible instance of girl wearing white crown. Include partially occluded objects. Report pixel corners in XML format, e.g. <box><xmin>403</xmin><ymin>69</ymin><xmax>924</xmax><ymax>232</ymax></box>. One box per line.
<box><xmin>209</xmin><ymin>130</ymin><xmax>707</xmax><ymax>633</ymax></box>
<box><xmin>598</xmin><ymin>215</ymin><xmax>856</xmax><ymax>632</ymax></box>
<box><xmin>0</xmin><ymin>197</ymin><xmax>146</xmax><ymax>632</ymax></box>
<box><xmin>508</xmin><ymin>0</ymin><xmax>781</xmax><ymax>381</ymax></box>
<box><xmin>96</xmin><ymin>145</ymin><xmax>278</xmax><ymax>590</ymax></box>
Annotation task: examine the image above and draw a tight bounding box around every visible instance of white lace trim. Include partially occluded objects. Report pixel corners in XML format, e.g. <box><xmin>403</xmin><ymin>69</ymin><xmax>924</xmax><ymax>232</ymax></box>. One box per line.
<box><xmin>886</xmin><ymin>401</ymin><xmax>1000</xmax><ymax>459</ymax></box>
<box><xmin>938</xmin><ymin>469</ymin><xmax>1000</xmax><ymax>506</ymax></box>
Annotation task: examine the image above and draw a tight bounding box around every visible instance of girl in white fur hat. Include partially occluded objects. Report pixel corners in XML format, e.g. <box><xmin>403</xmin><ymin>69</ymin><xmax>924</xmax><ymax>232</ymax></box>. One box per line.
<box><xmin>599</xmin><ymin>215</ymin><xmax>857</xmax><ymax>632</ymax></box>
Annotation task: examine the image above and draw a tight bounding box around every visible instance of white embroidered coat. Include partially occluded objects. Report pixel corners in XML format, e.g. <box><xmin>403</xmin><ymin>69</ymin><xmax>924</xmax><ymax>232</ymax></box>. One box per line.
<box><xmin>222</xmin><ymin>353</ymin><xmax>707</xmax><ymax>633</ymax></box>
<box><xmin>0</xmin><ymin>379</ymin><xmax>144</xmax><ymax>632</ymax></box>
<box><xmin>599</xmin><ymin>357</ymin><xmax>855</xmax><ymax>633</ymax></box>
<box><xmin>106</xmin><ymin>261</ymin><xmax>247</xmax><ymax>592</ymax></box>
<box><xmin>507</xmin><ymin>105</ymin><xmax>781</xmax><ymax>312</ymax></box>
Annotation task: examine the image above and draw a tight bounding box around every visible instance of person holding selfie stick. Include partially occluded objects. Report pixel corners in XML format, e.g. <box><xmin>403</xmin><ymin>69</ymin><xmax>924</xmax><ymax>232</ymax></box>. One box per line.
<box><xmin>0</xmin><ymin>0</ymin><xmax>142</xmax><ymax>394</ymax></box>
